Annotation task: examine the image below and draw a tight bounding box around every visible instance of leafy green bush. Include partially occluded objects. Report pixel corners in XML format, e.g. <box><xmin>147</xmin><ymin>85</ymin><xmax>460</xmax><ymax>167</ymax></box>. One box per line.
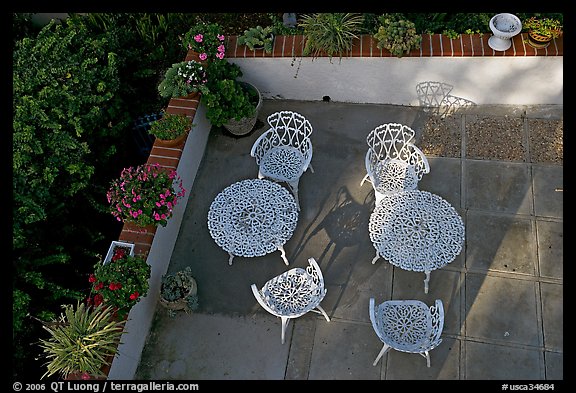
<box><xmin>202</xmin><ymin>61</ymin><xmax>258</xmax><ymax>127</ymax></box>
<box><xmin>12</xmin><ymin>17</ymin><xmax>131</xmax><ymax>378</ymax></box>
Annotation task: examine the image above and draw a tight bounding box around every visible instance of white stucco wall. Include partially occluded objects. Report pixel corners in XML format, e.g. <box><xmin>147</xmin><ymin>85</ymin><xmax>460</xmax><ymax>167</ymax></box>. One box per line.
<box><xmin>231</xmin><ymin>56</ymin><xmax>563</xmax><ymax>106</ymax></box>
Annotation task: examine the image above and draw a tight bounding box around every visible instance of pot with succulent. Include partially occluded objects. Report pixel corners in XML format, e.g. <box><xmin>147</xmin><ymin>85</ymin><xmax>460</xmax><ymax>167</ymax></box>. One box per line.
<box><xmin>523</xmin><ymin>16</ymin><xmax>563</xmax><ymax>49</ymax></box>
<box><xmin>107</xmin><ymin>162</ymin><xmax>186</xmax><ymax>228</ymax></box>
<box><xmin>181</xmin><ymin>22</ymin><xmax>227</xmax><ymax>63</ymax></box>
<box><xmin>157</xmin><ymin>59</ymin><xmax>208</xmax><ymax>100</ymax></box>
<box><xmin>237</xmin><ymin>25</ymin><xmax>275</xmax><ymax>53</ymax></box>
<box><xmin>203</xmin><ymin>60</ymin><xmax>263</xmax><ymax>136</ymax></box>
<box><xmin>148</xmin><ymin>110</ymin><xmax>193</xmax><ymax>147</ymax></box>
<box><xmin>159</xmin><ymin>266</ymin><xmax>199</xmax><ymax>317</ymax></box>
<box><xmin>88</xmin><ymin>250</ymin><xmax>152</xmax><ymax>320</ymax></box>
<box><xmin>373</xmin><ymin>13</ymin><xmax>422</xmax><ymax>58</ymax></box>
<box><xmin>37</xmin><ymin>302</ymin><xmax>127</xmax><ymax>380</ymax></box>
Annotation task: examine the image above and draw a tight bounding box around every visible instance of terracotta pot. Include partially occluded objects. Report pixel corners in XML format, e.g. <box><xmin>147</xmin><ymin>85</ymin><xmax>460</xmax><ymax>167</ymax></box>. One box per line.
<box><xmin>527</xmin><ymin>30</ymin><xmax>555</xmax><ymax>49</ymax></box>
<box><xmin>154</xmin><ymin>131</ymin><xmax>188</xmax><ymax>148</ymax></box>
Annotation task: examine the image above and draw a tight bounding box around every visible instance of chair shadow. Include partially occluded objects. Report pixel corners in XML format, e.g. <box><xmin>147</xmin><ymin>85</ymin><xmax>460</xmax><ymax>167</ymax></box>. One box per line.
<box><xmin>291</xmin><ymin>185</ymin><xmax>374</xmax><ymax>275</ymax></box>
<box><xmin>415</xmin><ymin>81</ymin><xmax>476</xmax><ymax>119</ymax></box>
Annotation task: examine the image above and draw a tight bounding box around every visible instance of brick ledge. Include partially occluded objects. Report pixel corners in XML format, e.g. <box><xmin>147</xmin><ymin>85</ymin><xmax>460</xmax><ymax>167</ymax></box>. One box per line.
<box><xmin>225</xmin><ymin>33</ymin><xmax>563</xmax><ymax>58</ymax></box>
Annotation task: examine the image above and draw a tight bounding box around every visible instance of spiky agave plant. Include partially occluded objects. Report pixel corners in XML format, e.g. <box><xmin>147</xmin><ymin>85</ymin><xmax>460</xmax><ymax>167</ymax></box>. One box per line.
<box><xmin>38</xmin><ymin>302</ymin><xmax>126</xmax><ymax>379</ymax></box>
<box><xmin>299</xmin><ymin>13</ymin><xmax>364</xmax><ymax>62</ymax></box>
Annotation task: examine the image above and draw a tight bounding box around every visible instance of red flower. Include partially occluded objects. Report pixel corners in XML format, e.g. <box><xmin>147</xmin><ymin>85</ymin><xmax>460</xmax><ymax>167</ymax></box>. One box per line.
<box><xmin>88</xmin><ymin>274</ymin><xmax>96</xmax><ymax>283</ymax></box>
<box><xmin>129</xmin><ymin>291</ymin><xmax>139</xmax><ymax>300</ymax></box>
<box><xmin>112</xmin><ymin>248</ymin><xmax>126</xmax><ymax>261</ymax></box>
<box><xmin>109</xmin><ymin>282</ymin><xmax>122</xmax><ymax>290</ymax></box>
<box><xmin>94</xmin><ymin>282</ymin><xmax>104</xmax><ymax>291</ymax></box>
<box><xmin>93</xmin><ymin>294</ymin><xmax>103</xmax><ymax>306</ymax></box>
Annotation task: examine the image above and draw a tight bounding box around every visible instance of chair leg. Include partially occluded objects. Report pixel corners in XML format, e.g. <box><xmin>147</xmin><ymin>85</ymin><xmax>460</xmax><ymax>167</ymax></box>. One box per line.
<box><xmin>420</xmin><ymin>351</ymin><xmax>431</xmax><ymax>367</ymax></box>
<box><xmin>315</xmin><ymin>305</ymin><xmax>331</xmax><ymax>322</ymax></box>
<box><xmin>287</xmin><ymin>180</ymin><xmax>300</xmax><ymax>211</ymax></box>
<box><xmin>281</xmin><ymin>317</ymin><xmax>290</xmax><ymax>344</ymax></box>
<box><xmin>308</xmin><ymin>163</ymin><xmax>314</xmax><ymax>173</ymax></box>
<box><xmin>373</xmin><ymin>343</ymin><xmax>391</xmax><ymax>366</ymax></box>
<box><xmin>360</xmin><ymin>173</ymin><xmax>370</xmax><ymax>187</ymax></box>
<box><xmin>257</xmin><ymin>170</ymin><xmax>264</xmax><ymax>180</ymax></box>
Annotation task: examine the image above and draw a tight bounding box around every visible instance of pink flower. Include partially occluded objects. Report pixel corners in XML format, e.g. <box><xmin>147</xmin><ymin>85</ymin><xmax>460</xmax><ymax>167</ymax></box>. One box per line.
<box><xmin>217</xmin><ymin>34</ymin><xmax>225</xmax><ymax>41</ymax></box>
<box><xmin>194</xmin><ymin>34</ymin><xmax>203</xmax><ymax>43</ymax></box>
<box><xmin>199</xmin><ymin>53</ymin><xmax>208</xmax><ymax>61</ymax></box>
<box><xmin>217</xmin><ymin>45</ymin><xmax>225</xmax><ymax>53</ymax></box>
<box><xmin>216</xmin><ymin>52</ymin><xmax>225</xmax><ymax>60</ymax></box>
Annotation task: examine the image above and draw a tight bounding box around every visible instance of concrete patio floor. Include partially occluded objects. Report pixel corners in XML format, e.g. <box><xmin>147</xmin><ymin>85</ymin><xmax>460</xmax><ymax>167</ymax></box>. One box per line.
<box><xmin>133</xmin><ymin>99</ymin><xmax>563</xmax><ymax>381</ymax></box>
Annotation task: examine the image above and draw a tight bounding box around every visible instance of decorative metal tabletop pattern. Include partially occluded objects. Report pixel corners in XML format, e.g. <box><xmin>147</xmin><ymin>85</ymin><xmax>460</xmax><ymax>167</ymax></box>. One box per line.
<box><xmin>369</xmin><ymin>190</ymin><xmax>465</xmax><ymax>272</ymax></box>
<box><xmin>208</xmin><ymin>179</ymin><xmax>298</xmax><ymax>259</ymax></box>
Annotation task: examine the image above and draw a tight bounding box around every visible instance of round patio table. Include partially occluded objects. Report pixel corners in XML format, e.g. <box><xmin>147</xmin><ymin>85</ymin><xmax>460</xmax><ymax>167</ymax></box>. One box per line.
<box><xmin>369</xmin><ymin>189</ymin><xmax>465</xmax><ymax>293</ymax></box>
<box><xmin>207</xmin><ymin>178</ymin><xmax>299</xmax><ymax>266</ymax></box>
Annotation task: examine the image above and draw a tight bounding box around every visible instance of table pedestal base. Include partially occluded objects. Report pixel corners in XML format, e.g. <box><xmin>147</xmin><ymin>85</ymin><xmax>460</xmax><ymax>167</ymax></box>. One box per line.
<box><xmin>228</xmin><ymin>246</ymin><xmax>290</xmax><ymax>266</ymax></box>
<box><xmin>424</xmin><ymin>270</ymin><xmax>431</xmax><ymax>294</ymax></box>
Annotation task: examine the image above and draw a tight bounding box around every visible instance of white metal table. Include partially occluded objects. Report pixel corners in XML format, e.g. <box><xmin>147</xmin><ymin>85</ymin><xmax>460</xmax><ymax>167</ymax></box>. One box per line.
<box><xmin>207</xmin><ymin>178</ymin><xmax>299</xmax><ymax>266</ymax></box>
<box><xmin>369</xmin><ymin>190</ymin><xmax>465</xmax><ymax>293</ymax></box>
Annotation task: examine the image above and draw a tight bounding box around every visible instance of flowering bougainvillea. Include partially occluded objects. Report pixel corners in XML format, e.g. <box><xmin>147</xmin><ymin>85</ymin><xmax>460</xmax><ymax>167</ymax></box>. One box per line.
<box><xmin>88</xmin><ymin>249</ymin><xmax>151</xmax><ymax>319</ymax></box>
<box><xmin>107</xmin><ymin>163</ymin><xmax>186</xmax><ymax>227</ymax></box>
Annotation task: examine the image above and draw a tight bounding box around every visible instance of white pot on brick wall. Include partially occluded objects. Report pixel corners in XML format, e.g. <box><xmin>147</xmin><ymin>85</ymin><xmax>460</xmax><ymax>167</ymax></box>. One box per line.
<box><xmin>488</xmin><ymin>13</ymin><xmax>522</xmax><ymax>51</ymax></box>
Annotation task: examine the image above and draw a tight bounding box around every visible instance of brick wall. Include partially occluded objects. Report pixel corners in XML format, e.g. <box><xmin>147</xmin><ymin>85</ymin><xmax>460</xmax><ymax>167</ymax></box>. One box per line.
<box><xmin>225</xmin><ymin>33</ymin><xmax>563</xmax><ymax>58</ymax></box>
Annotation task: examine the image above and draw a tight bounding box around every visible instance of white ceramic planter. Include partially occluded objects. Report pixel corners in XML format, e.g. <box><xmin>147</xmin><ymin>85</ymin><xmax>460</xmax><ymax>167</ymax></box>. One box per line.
<box><xmin>488</xmin><ymin>13</ymin><xmax>522</xmax><ymax>51</ymax></box>
<box><xmin>104</xmin><ymin>241</ymin><xmax>135</xmax><ymax>264</ymax></box>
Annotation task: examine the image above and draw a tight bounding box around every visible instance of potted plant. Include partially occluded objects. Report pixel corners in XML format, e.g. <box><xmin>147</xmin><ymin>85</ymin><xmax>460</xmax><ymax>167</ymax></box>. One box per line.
<box><xmin>106</xmin><ymin>162</ymin><xmax>186</xmax><ymax>228</ymax></box>
<box><xmin>37</xmin><ymin>302</ymin><xmax>126</xmax><ymax>380</ymax></box>
<box><xmin>523</xmin><ymin>16</ymin><xmax>563</xmax><ymax>49</ymax></box>
<box><xmin>157</xmin><ymin>60</ymin><xmax>208</xmax><ymax>99</ymax></box>
<box><xmin>203</xmin><ymin>60</ymin><xmax>262</xmax><ymax>135</ymax></box>
<box><xmin>159</xmin><ymin>267</ymin><xmax>199</xmax><ymax>317</ymax></box>
<box><xmin>299</xmin><ymin>13</ymin><xmax>364</xmax><ymax>62</ymax></box>
<box><xmin>88</xmin><ymin>251</ymin><xmax>152</xmax><ymax>320</ymax></box>
<box><xmin>148</xmin><ymin>110</ymin><xmax>193</xmax><ymax>147</ymax></box>
<box><xmin>181</xmin><ymin>22</ymin><xmax>226</xmax><ymax>62</ymax></box>
<box><xmin>104</xmin><ymin>240</ymin><xmax>134</xmax><ymax>264</ymax></box>
<box><xmin>373</xmin><ymin>13</ymin><xmax>422</xmax><ymax>58</ymax></box>
<box><xmin>237</xmin><ymin>25</ymin><xmax>275</xmax><ymax>53</ymax></box>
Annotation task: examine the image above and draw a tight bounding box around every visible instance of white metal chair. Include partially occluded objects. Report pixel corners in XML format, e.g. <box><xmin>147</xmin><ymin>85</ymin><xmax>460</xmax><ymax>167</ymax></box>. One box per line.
<box><xmin>360</xmin><ymin>123</ymin><xmax>430</xmax><ymax>204</ymax></box>
<box><xmin>369</xmin><ymin>298</ymin><xmax>444</xmax><ymax>368</ymax></box>
<box><xmin>250</xmin><ymin>111</ymin><xmax>314</xmax><ymax>210</ymax></box>
<box><xmin>251</xmin><ymin>257</ymin><xmax>330</xmax><ymax>344</ymax></box>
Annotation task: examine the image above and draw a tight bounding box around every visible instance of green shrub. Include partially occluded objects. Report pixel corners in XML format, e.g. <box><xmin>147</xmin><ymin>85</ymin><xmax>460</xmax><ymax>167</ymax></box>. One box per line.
<box><xmin>202</xmin><ymin>61</ymin><xmax>258</xmax><ymax>127</ymax></box>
